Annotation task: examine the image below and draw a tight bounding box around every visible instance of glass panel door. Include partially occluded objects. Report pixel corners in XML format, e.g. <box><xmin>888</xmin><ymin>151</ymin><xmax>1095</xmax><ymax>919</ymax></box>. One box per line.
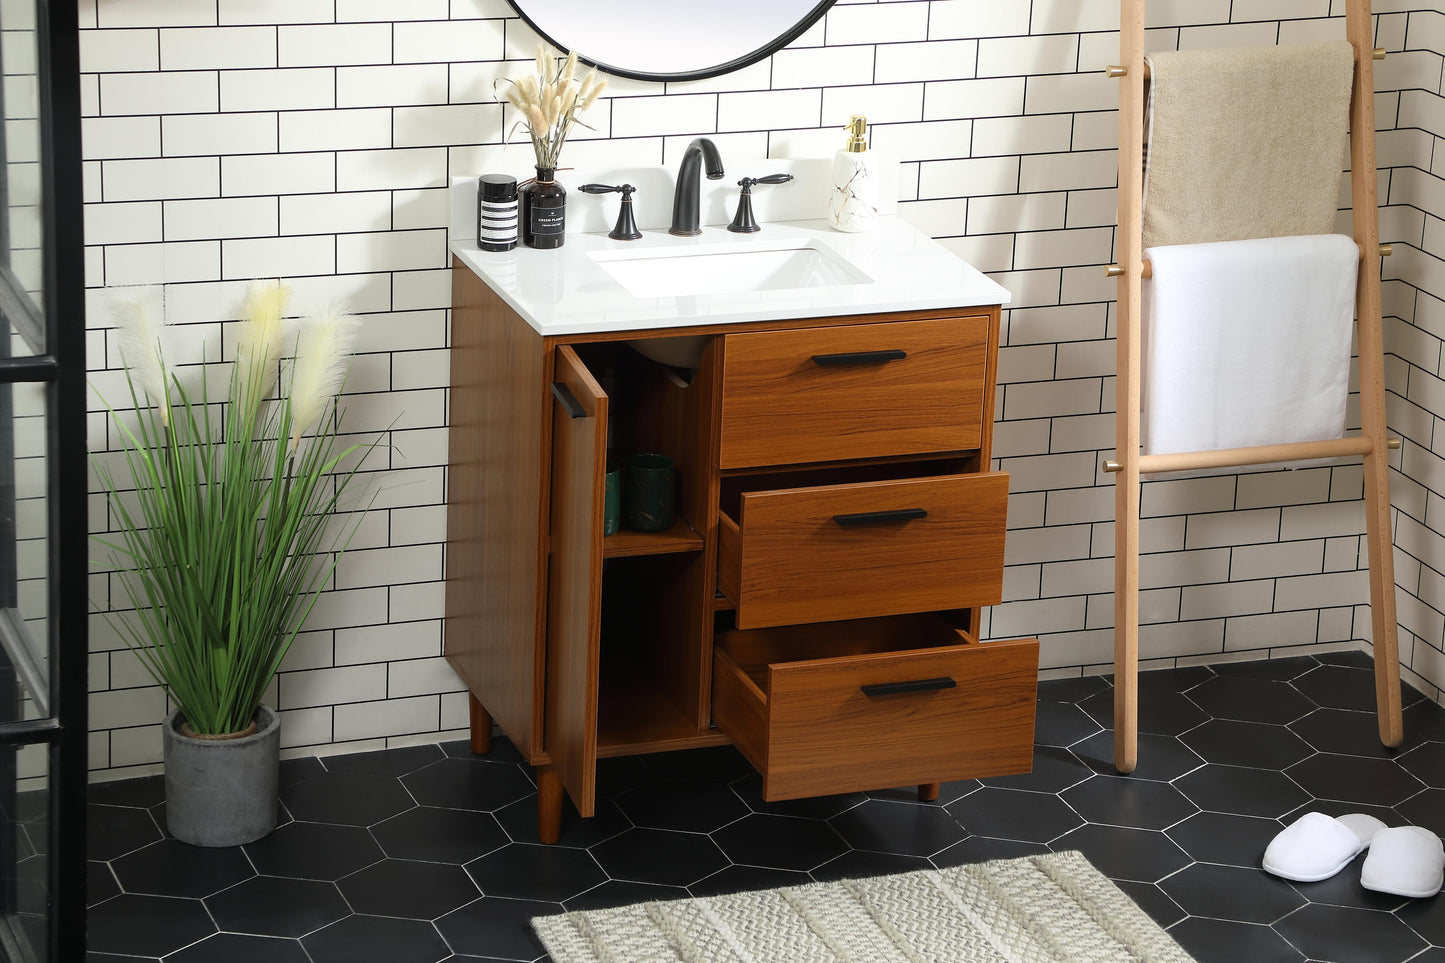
<box><xmin>0</xmin><ymin>0</ymin><xmax>86</xmax><ymax>958</ymax></box>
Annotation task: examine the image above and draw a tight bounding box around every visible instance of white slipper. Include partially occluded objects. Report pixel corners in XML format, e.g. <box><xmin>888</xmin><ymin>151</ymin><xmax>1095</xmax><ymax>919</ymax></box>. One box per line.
<box><xmin>1263</xmin><ymin>811</ymin><xmax>1368</xmax><ymax>882</ymax></box>
<box><xmin>1361</xmin><ymin>826</ymin><xmax>1445</xmax><ymax>898</ymax></box>
<box><xmin>1336</xmin><ymin>812</ymin><xmax>1388</xmax><ymax>850</ymax></box>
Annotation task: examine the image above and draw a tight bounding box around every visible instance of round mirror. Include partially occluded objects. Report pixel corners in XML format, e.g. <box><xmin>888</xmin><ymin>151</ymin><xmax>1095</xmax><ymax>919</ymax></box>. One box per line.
<box><xmin>506</xmin><ymin>0</ymin><xmax>839</xmax><ymax>83</ymax></box>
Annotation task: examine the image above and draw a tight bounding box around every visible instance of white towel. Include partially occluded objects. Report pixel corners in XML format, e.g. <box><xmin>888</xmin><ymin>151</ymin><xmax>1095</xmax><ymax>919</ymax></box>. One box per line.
<box><xmin>1142</xmin><ymin>234</ymin><xmax>1358</xmax><ymax>459</ymax></box>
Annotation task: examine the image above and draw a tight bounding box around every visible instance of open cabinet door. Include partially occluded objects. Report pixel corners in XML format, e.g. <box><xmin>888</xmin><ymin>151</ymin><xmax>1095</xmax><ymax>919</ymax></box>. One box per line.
<box><xmin>544</xmin><ymin>346</ymin><xmax>606</xmax><ymax>817</ymax></box>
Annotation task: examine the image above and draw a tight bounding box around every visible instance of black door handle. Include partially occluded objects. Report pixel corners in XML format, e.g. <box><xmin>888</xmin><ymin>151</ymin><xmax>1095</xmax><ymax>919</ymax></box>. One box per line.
<box><xmin>811</xmin><ymin>349</ymin><xmax>907</xmax><ymax>367</ymax></box>
<box><xmin>861</xmin><ymin>677</ymin><xmax>957</xmax><ymax>697</ymax></box>
<box><xmin>832</xmin><ymin>508</ymin><xmax>927</xmax><ymax>527</ymax></box>
<box><xmin>551</xmin><ymin>382</ymin><xmax>586</xmax><ymax>419</ymax></box>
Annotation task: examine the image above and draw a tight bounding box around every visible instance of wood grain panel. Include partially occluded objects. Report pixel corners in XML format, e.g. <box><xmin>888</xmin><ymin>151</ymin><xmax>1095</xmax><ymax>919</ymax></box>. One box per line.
<box><xmin>444</xmin><ymin>259</ymin><xmax>548</xmax><ymax>759</ymax></box>
<box><xmin>711</xmin><ymin>622</ymin><xmax>1038</xmax><ymax>800</ymax></box>
<box><xmin>544</xmin><ymin>346</ymin><xmax>607</xmax><ymax>818</ymax></box>
<box><xmin>719</xmin><ymin>316</ymin><xmax>989</xmax><ymax>468</ymax></box>
<box><xmin>720</xmin><ymin>472</ymin><xmax>1009</xmax><ymax>628</ymax></box>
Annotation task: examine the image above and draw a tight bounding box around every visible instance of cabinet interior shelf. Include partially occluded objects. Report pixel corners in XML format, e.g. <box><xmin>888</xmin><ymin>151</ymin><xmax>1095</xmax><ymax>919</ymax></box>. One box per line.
<box><xmin>601</xmin><ymin>519</ymin><xmax>704</xmax><ymax>559</ymax></box>
<box><xmin>597</xmin><ymin>661</ymin><xmax>728</xmax><ymax>757</ymax></box>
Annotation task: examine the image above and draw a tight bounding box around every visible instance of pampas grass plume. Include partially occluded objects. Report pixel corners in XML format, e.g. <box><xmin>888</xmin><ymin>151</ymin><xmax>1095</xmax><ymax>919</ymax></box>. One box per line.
<box><xmin>112</xmin><ymin>298</ymin><xmax>172</xmax><ymax>428</ymax></box>
<box><xmin>289</xmin><ymin>304</ymin><xmax>361</xmax><ymax>453</ymax></box>
<box><xmin>237</xmin><ymin>280</ymin><xmax>290</xmax><ymax>405</ymax></box>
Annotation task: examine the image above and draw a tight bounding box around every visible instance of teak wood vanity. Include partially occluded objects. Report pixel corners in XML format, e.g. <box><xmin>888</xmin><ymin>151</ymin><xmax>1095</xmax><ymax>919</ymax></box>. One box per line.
<box><xmin>444</xmin><ymin>216</ymin><xmax>1040</xmax><ymax>843</ymax></box>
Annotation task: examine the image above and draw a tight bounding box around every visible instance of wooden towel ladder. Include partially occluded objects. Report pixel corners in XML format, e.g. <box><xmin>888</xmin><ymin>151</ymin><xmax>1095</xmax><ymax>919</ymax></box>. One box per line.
<box><xmin>1107</xmin><ymin>0</ymin><xmax>1403</xmax><ymax>773</ymax></box>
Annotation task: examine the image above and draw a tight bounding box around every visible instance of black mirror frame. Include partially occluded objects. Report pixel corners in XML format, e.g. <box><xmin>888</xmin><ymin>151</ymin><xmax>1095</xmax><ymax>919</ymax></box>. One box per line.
<box><xmin>503</xmin><ymin>0</ymin><xmax>839</xmax><ymax>83</ymax></box>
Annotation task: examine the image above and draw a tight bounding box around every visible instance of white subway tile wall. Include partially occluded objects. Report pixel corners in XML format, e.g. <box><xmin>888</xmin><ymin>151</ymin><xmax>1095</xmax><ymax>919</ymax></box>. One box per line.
<box><xmin>83</xmin><ymin>0</ymin><xmax>1445</xmax><ymax>776</ymax></box>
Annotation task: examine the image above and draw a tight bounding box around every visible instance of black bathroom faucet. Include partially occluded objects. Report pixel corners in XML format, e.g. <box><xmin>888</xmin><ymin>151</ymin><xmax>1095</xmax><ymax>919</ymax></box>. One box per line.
<box><xmin>668</xmin><ymin>137</ymin><xmax>724</xmax><ymax>236</ymax></box>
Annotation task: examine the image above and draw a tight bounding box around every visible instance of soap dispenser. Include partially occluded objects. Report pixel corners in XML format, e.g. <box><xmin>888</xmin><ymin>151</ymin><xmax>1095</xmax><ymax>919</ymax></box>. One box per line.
<box><xmin>828</xmin><ymin>114</ymin><xmax>879</xmax><ymax>233</ymax></box>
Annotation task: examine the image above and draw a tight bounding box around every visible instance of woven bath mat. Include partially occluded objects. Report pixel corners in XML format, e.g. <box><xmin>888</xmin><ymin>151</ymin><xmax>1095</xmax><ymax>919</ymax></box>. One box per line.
<box><xmin>532</xmin><ymin>850</ymin><xmax>1197</xmax><ymax>962</ymax></box>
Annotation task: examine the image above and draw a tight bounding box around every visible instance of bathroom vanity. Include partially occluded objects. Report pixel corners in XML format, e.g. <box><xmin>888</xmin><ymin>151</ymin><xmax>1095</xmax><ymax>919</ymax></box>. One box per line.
<box><xmin>445</xmin><ymin>213</ymin><xmax>1039</xmax><ymax>842</ymax></box>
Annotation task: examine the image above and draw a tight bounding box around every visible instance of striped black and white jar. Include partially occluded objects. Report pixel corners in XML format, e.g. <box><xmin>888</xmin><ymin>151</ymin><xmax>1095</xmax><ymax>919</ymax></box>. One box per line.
<box><xmin>477</xmin><ymin>174</ymin><xmax>518</xmax><ymax>252</ymax></box>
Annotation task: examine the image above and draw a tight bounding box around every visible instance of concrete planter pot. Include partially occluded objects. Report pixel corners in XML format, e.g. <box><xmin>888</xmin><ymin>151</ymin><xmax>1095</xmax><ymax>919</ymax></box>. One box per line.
<box><xmin>162</xmin><ymin>704</ymin><xmax>280</xmax><ymax>847</ymax></box>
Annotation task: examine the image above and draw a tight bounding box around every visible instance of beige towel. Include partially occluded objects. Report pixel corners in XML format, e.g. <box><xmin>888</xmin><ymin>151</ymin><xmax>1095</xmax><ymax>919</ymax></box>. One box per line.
<box><xmin>1142</xmin><ymin>42</ymin><xmax>1353</xmax><ymax>249</ymax></box>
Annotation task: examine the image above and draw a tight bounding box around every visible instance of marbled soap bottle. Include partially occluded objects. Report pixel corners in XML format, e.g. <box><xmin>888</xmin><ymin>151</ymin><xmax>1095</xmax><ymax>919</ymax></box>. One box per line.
<box><xmin>828</xmin><ymin>114</ymin><xmax>879</xmax><ymax>233</ymax></box>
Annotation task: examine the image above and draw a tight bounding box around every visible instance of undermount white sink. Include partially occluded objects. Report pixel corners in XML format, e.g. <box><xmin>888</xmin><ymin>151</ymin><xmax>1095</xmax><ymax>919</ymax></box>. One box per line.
<box><xmin>589</xmin><ymin>241</ymin><xmax>871</xmax><ymax>300</ymax></box>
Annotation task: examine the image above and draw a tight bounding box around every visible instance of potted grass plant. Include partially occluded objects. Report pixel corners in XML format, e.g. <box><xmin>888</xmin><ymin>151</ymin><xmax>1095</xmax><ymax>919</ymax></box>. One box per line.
<box><xmin>92</xmin><ymin>282</ymin><xmax>373</xmax><ymax>847</ymax></box>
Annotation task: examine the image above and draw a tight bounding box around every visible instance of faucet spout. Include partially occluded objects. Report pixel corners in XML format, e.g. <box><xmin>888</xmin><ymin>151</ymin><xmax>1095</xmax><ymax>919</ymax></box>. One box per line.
<box><xmin>669</xmin><ymin>138</ymin><xmax>724</xmax><ymax>236</ymax></box>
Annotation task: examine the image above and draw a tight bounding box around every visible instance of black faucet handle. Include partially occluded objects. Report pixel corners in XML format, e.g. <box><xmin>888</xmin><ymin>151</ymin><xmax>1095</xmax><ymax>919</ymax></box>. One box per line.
<box><xmin>738</xmin><ymin>173</ymin><xmax>794</xmax><ymax>189</ymax></box>
<box><xmin>580</xmin><ymin>183</ymin><xmax>636</xmax><ymax>196</ymax></box>
<box><xmin>581</xmin><ymin>184</ymin><xmax>642</xmax><ymax>240</ymax></box>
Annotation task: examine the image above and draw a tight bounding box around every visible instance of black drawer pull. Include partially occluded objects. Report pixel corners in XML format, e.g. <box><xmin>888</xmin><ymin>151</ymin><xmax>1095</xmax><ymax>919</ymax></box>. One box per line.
<box><xmin>811</xmin><ymin>348</ymin><xmax>907</xmax><ymax>367</ymax></box>
<box><xmin>551</xmin><ymin>382</ymin><xmax>586</xmax><ymax>419</ymax></box>
<box><xmin>862</xmin><ymin>677</ymin><xmax>957</xmax><ymax>697</ymax></box>
<box><xmin>832</xmin><ymin>508</ymin><xmax>927</xmax><ymax>527</ymax></box>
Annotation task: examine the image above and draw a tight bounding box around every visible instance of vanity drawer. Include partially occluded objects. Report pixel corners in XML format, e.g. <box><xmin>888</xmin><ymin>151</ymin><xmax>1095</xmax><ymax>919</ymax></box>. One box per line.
<box><xmin>719</xmin><ymin>316</ymin><xmax>989</xmax><ymax>469</ymax></box>
<box><xmin>711</xmin><ymin>615</ymin><xmax>1038</xmax><ymax>800</ymax></box>
<box><xmin>717</xmin><ymin>472</ymin><xmax>1008</xmax><ymax>629</ymax></box>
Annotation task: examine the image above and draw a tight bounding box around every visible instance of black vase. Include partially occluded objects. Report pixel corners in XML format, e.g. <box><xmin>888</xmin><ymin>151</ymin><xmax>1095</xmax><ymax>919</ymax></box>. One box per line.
<box><xmin>521</xmin><ymin>167</ymin><xmax>566</xmax><ymax>249</ymax></box>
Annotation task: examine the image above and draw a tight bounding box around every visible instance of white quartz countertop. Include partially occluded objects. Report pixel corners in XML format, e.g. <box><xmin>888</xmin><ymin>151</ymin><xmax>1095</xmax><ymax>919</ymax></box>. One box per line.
<box><xmin>449</xmin><ymin>215</ymin><xmax>1011</xmax><ymax>337</ymax></box>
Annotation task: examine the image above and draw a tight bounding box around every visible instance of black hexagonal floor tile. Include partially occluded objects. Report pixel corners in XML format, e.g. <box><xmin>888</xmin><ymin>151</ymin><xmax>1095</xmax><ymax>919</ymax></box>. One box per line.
<box><xmin>564</xmin><ymin>879</ymin><xmax>686</xmax><ymax>911</ymax></box>
<box><xmin>1402</xmin><ymin>699</ymin><xmax>1445</xmax><ymax>745</ymax></box>
<box><xmin>445</xmin><ymin>732</ymin><xmax>526</xmax><ymax>764</ymax></box>
<box><xmin>1168</xmin><ymin>917</ymin><xmax>1305</xmax><ymax>963</ymax></box>
<box><xmin>244</xmin><ymin>821</ymin><xmax>383</xmax><ymax>880</ymax></box>
<box><xmin>1290</xmin><ymin>707</ymin><xmax>1398</xmax><ymax>759</ymax></box>
<box><xmin>1062</xmin><ymin>775</ymin><xmax>1197</xmax><ymax>830</ymax></box>
<box><xmin>301</xmin><ymin>914</ymin><xmax>450</xmax><ymax>963</ymax></box>
<box><xmin>166</xmin><ymin>933</ymin><xmax>310</xmax><ymax>963</ymax></box>
<box><xmin>1398</xmin><ymin>741</ymin><xmax>1445</xmax><ymax>788</ymax></box>
<box><xmin>1158</xmin><ymin>863</ymin><xmax>1305</xmax><ymax>924</ymax></box>
<box><xmin>1174</xmin><ymin>764</ymin><xmax>1311</xmax><ymax>818</ymax></box>
<box><xmin>811</xmin><ymin>849</ymin><xmax>932</xmax><ymax>881</ymax></box>
<box><xmin>1138</xmin><ymin>665</ymin><xmax>1215</xmax><ymax>691</ymax></box>
<box><xmin>88</xmin><ymin>860</ymin><xmax>120</xmax><ymax>908</ymax></box>
<box><xmin>400</xmin><ymin>758</ymin><xmax>536</xmax><ymax>812</ymax></box>
<box><xmin>710</xmin><ymin>813</ymin><xmax>848</xmax><ymax>872</ymax></box>
<box><xmin>466</xmin><ymin>842</ymin><xmax>606</xmax><ymax>902</ymax></box>
<box><xmin>88</xmin><ymin>805</ymin><xmax>161</xmax><ymax>861</ymax></box>
<box><xmin>1034</xmin><ymin>700</ymin><xmax>1103</xmax><ymax>747</ymax></box>
<box><xmin>616</xmin><ymin>777</ymin><xmax>748</xmax><ymax>833</ymax></box>
<box><xmin>730</xmin><ymin>772</ymin><xmax>868</xmax><ymax>819</ymax></box>
<box><xmin>279</xmin><ymin>756</ymin><xmax>326</xmax><ymax>788</ymax></box>
<box><xmin>978</xmin><ymin>745</ymin><xmax>1093</xmax><ymax>793</ymax></box>
<box><xmin>590</xmin><ymin>828</ymin><xmax>729</xmax><ymax>887</ymax></box>
<box><xmin>1181</xmin><ymin>718</ymin><xmax>1315</xmax><ymax>769</ymax></box>
<box><xmin>321</xmin><ymin>744</ymin><xmax>444</xmax><ymax>777</ymax></box>
<box><xmin>1116</xmin><ymin>880</ymin><xmax>1186</xmax><ymax>929</ymax></box>
<box><xmin>865</xmin><ymin>779</ymin><xmax>978</xmax><ymax>806</ymax></box>
<box><xmin>688</xmin><ymin>864</ymin><xmax>810</xmax><ymax>898</ymax></box>
<box><xmin>1395</xmin><ymin>887</ymin><xmax>1445</xmax><ymax>946</ymax></box>
<box><xmin>1072</xmin><ymin>730</ymin><xmax>1204</xmax><ymax>782</ymax></box>
<box><xmin>640</xmin><ymin>745</ymin><xmax>755</xmax><ymax>783</ymax></box>
<box><xmin>1273</xmin><ymin>902</ymin><xmax>1427</xmax><ymax>963</ymax></box>
<box><xmin>1036</xmin><ymin>674</ymin><xmax>1111</xmax><ymax>703</ymax></box>
<box><xmin>281</xmin><ymin>770</ymin><xmax>416</xmax><ymax>826</ymax></box>
<box><xmin>1081</xmin><ymin>686</ymin><xmax>1208</xmax><ymax>737</ymax></box>
<box><xmin>1187</xmin><ymin>676</ymin><xmax>1316</xmax><ymax>725</ymax></box>
<box><xmin>1395</xmin><ymin>788</ymin><xmax>1445</xmax><ymax>838</ymax></box>
<box><xmin>372</xmin><ymin>806</ymin><xmax>507</xmax><ymax>864</ymax></box>
<box><xmin>436</xmin><ymin>896</ymin><xmax>556</xmax><ymax>961</ymax></box>
<box><xmin>111</xmin><ymin>838</ymin><xmax>254</xmax><ymax>898</ymax></box>
<box><xmin>206</xmin><ymin>875</ymin><xmax>349</xmax><ymax>938</ymax></box>
<box><xmin>493</xmin><ymin>793</ymin><xmax>630</xmax><ymax>848</ymax></box>
<box><xmin>1166</xmin><ymin>811</ymin><xmax>1284</xmax><ymax>867</ymax></box>
<box><xmin>1050</xmin><ymin>824</ymin><xmax>1189</xmax><ymax>882</ymax></box>
<box><xmin>946</xmin><ymin>787</ymin><xmax>1083</xmax><ymax>844</ymax></box>
<box><xmin>339</xmin><ymin>859</ymin><xmax>481</xmax><ymax>920</ymax></box>
<box><xmin>87</xmin><ymin>893</ymin><xmax>216</xmax><ymax>957</ymax></box>
<box><xmin>1286</xmin><ymin>753</ymin><xmax>1425</xmax><ymax>807</ymax></box>
<box><xmin>88</xmin><ymin>775</ymin><xmax>165</xmax><ymax>809</ymax></box>
<box><xmin>931</xmin><ymin>836</ymin><xmax>1050</xmax><ymax>866</ymax></box>
<box><xmin>1294</xmin><ymin>664</ymin><xmax>1399</xmax><ymax>713</ymax></box>
<box><xmin>829</xmin><ymin>799</ymin><xmax>967</xmax><ymax>857</ymax></box>
<box><xmin>1211</xmin><ymin>656</ymin><xmax>1318</xmax><ymax>682</ymax></box>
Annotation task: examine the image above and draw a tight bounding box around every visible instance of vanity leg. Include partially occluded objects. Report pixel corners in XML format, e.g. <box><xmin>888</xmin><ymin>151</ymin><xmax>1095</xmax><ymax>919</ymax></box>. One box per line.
<box><xmin>538</xmin><ymin>767</ymin><xmax>563</xmax><ymax>845</ymax></box>
<box><xmin>918</xmin><ymin>782</ymin><xmax>940</xmax><ymax>802</ymax></box>
<box><xmin>468</xmin><ymin>693</ymin><xmax>492</xmax><ymax>755</ymax></box>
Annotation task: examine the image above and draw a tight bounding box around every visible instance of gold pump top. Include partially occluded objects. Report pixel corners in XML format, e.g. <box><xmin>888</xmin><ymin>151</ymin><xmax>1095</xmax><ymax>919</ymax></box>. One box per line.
<box><xmin>845</xmin><ymin>114</ymin><xmax>868</xmax><ymax>153</ymax></box>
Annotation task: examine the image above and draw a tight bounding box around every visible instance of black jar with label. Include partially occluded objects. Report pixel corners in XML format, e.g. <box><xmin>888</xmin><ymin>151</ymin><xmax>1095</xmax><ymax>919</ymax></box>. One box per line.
<box><xmin>476</xmin><ymin>173</ymin><xmax>518</xmax><ymax>252</ymax></box>
<box><xmin>521</xmin><ymin>167</ymin><xmax>566</xmax><ymax>249</ymax></box>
